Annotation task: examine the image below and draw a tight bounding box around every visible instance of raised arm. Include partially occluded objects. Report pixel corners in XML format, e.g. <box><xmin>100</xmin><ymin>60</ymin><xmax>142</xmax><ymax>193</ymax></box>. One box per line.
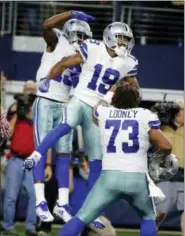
<box><xmin>42</xmin><ymin>11</ymin><xmax>72</xmax><ymax>46</ymax></box>
<box><xmin>42</xmin><ymin>11</ymin><xmax>95</xmax><ymax>46</ymax></box>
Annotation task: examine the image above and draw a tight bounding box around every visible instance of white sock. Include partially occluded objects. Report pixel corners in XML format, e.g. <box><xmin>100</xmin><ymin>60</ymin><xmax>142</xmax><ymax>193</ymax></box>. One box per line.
<box><xmin>34</xmin><ymin>183</ymin><xmax>46</xmax><ymax>206</ymax></box>
<box><xmin>58</xmin><ymin>188</ymin><xmax>69</xmax><ymax>206</ymax></box>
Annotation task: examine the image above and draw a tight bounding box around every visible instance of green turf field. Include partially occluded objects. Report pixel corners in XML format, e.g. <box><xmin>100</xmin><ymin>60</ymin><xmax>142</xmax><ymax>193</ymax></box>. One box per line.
<box><xmin>13</xmin><ymin>224</ymin><xmax>181</xmax><ymax>236</ymax></box>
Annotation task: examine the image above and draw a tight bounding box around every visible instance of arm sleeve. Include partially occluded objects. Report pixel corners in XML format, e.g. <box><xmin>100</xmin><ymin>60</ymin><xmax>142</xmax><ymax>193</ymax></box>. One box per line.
<box><xmin>78</xmin><ymin>42</ymin><xmax>88</xmax><ymax>62</ymax></box>
<box><xmin>126</xmin><ymin>56</ymin><xmax>138</xmax><ymax>77</ymax></box>
<box><xmin>148</xmin><ymin>112</ymin><xmax>161</xmax><ymax>130</ymax></box>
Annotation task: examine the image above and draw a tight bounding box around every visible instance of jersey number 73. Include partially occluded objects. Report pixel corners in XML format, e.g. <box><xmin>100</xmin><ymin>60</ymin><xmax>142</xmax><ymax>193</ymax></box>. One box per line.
<box><xmin>105</xmin><ymin>119</ymin><xmax>139</xmax><ymax>153</ymax></box>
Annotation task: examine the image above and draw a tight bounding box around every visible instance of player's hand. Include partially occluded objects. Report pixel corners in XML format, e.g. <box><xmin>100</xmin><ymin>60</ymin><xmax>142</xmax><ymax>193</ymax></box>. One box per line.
<box><xmin>22</xmin><ymin>151</ymin><xmax>41</xmax><ymax>171</ymax></box>
<box><xmin>71</xmin><ymin>11</ymin><xmax>95</xmax><ymax>22</ymax></box>
<box><xmin>22</xmin><ymin>157</ymin><xmax>36</xmax><ymax>171</ymax></box>
<box><xmin>39</xmin><ymin>78</ymin><xmax>50</xmax><ymax>93</ymax></box>
<box><xmin>45</xmin><ymin>165</ymin><xmax>52</xmax><ymax>182</ymax></box>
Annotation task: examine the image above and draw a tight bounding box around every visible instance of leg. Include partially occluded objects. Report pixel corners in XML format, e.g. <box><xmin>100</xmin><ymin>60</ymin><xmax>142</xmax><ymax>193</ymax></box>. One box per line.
<box><xmin>32</xmin><ymin>98</ymin><xmax>55</xmax><ymax>222</ymax></box>
<box><xmin>123</xmin><ymin>173</ymin><xmax>157</xmax><ymax>236</ymax></box>
<box><xmin>81</xmin><ymin>104</ymin><xmax>103</xmax><ymax>226</ymax></box>
<box><xmin>3</xmin><ymin>157</ymin><xmax>23</xmax><ymax>231</ymax></box>
<box><xmin>35</xmin><ymin>97</ymin><xmax>83</xmax><ymax>156</ymax></box>
<box><xmin>82</xmin><ymin>105</ymin><xmax>102</xmax><ymax>190</ymax></box>
<box><xmin>53</xmin><ymin>103</ymin><xmax>73</xmax><ymax>206</ymax></box>
<box><xmin>39</xmin><ymin>168</ymin><xmax>58</xmax><ymax>234</ymax></box>
<box><xmin>53</xmin><ymin>98</ymin><xmax>83</xmax><ymax>222</ymax></box>
<box><xmin>22</xmin><ymin>168</ymin><xmax>37</xmax><ymax>231</ymax></box>
<box><xmin>58</xmin><ymin>171</ymin><xmax>119</xmax><ymax>236</ymax></box>
<box><xmin>32</xmin><ymin>98</ymin><xmax>53</xmax><ymax>184</ymax></box>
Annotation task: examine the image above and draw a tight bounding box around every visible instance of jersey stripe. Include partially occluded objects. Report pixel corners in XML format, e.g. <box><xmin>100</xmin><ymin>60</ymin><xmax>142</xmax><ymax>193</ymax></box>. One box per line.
<box><xmin>148</xmin><ymin>120</ymin><xmax>161</xmax><ymax>129</ymax></box>
<box><xmin>79</xmin><ymin>43</ymin><xmax>88</xmax><ymax>61</ymax></box>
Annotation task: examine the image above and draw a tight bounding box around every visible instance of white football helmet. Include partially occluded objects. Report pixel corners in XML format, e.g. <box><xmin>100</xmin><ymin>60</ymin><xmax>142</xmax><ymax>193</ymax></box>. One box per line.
<box><xmin>148</xmin><ymin>151</ymin><xmax>179</xmax><ymax>182</ymax></box>
<box><xmin>63</xmin><ymin>19</ymin><xmax>92</xmax><ymax>50</ymax></box>
<box><xmin>103</xmin><ymin>22</ymin><xmax>134</xmax><ymax>57</ymax></box>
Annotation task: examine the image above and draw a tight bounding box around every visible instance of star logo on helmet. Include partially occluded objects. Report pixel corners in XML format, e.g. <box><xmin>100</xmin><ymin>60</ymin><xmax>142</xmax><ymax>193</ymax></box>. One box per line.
<box><xmin>70</xmin><ymin>20</ymin><xmax>75</xmax><ymax>25</ymax></box>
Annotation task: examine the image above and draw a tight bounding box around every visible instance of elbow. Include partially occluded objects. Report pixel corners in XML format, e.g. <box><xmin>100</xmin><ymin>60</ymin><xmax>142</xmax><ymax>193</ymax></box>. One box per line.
<box><xmin>42</xmin><ymin>20</ymin><xmax>50</xmax><ymax>30</ymax></box>
<box><xmin>48</xmin><ymin>64</ymin><xmax>66</xmax><ymax>79</ymax></box>
<box><xmin>42</xmin><ymin>21</ymin><xmax>47</xmax><ymax>30</ymax></box>
<box><xmin>159</xmin><ymin>142</ymin><xmax>173</xmax><ymax>155</ymax></box>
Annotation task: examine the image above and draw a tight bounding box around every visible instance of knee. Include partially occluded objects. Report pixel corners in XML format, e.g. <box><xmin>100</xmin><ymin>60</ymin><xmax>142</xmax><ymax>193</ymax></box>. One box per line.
<box><xmin>4</xmin><ymin>190</ymin><xmax>17</xmax><ymax>206</ymax></box>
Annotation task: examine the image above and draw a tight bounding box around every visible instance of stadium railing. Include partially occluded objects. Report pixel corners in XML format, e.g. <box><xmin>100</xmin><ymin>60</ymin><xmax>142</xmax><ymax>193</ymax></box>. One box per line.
<box><xmin>12</xmin><ymin>1</ymin><xmax>113</xmax><ymax>40</ymax></box>
<box><xmin>120</xmin><ymin>5</ymin><xmax>184</xmax><ymax>44</ymax></box>
<box><xmin>0</xmin><ymin>1</ymin><xmax>13</xmax><ymax>36</ymax></box>
<box><xmin>1</xmin><ymin>2</ymin><xmax>183</xmax><ymax>45</ymax></box>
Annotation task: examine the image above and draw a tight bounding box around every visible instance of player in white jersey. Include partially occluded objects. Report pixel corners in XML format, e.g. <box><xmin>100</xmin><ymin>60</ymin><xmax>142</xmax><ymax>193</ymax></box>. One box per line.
<box><xmin>23</xmin><ymin>22</ymin><xmax>138</xmax><ymax>229</ymax></box>
<box><xmin>32</xmin><ymin>10</ymin><xmax>95</xmax><ymax>223</ymax></box>
<box><xmin>57</xmin><ymin>83</ymin><xmax>175</xmax><ymax>236</ymax></box>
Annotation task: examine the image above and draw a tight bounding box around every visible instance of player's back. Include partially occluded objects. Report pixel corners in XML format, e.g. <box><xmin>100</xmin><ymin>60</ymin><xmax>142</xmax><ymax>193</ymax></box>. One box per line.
<box><xmin>74</xmin><ymin>39</ymin><xmax>138</xmax><ymax>107</ymax></box>
<box><xmin>36</xmin><ymin>31</ymin><xmax>76</xmax><ymax>102</ymax></box>
<box><xmin>95</xmin><ymin>105</ymin><xmax>160</xmax><ymax>173</ymax></box>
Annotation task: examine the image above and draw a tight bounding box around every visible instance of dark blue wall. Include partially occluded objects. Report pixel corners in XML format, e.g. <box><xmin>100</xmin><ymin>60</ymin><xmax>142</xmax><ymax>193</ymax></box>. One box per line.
<box><xmin>0</xmin><ymin>36</ymin><xmax>184</xmax><ymax>90</ymax></box>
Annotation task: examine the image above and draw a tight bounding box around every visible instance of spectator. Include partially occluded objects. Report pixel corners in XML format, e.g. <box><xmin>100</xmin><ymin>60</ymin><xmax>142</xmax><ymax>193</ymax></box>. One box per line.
<box><xmin>0</xmin><ymin>73</ymin><xmax>11</xmax><ymax>189</ymax></box>
<box><xmin>69</xmin><ymin>154</ymin><xmax>116</xmax><ymax>236</ymax></box>
<box><xmin>156</xmin><ymin>100</ymin><xmax>184</xmax><ymax>236</ymax></box>
<box><xmin>2</xmin><ymin>81</ymin><xmax>38</xmax><ymax>236</ymax></box>
<box><xmin>0</xmin><ymin>106</ymin><xmax>12</xmax><ymax>191</ymax></box>
<box><xmin>1</xmin><ymin>71</ymin><xmax>6</xmax><ymax>108</ymax></box>
<box><xmin>0</xmin><ymin>107</ymin><xmax>12</xmax><ymax>147</ymax></box>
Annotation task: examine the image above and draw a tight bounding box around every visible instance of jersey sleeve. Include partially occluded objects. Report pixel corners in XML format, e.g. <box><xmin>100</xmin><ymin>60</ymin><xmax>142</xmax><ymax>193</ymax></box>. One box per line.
<box><xmin>78</xmin><ymin>40</ymin><xmax>89</xmax><ymax>62</ymax></box>
<box><xmin>93</xmin><ymin>104</ymin><xmax>108</xmax><ymax>120</ymax></box>
<box><xmin>125</xmin><ymin>55</ymin><xmax>139</xmax><ymax>77</ymax></box>
<box><xmin>78</xmin><ymin>39</ymin><xmax>101</xmax><ymax>63</ymax></box>
<box><xmin>147</xmin><ymin>111</ymin><xmax>161</xmax><ymax>130</ymax></box>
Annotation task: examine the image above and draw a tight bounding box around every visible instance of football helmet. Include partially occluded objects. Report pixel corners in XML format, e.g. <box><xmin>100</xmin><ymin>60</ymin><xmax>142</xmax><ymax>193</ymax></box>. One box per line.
<box><xmin>103</xmin><ymin>22</ymin><xmax>134</xmax><ymax>57</ymax></box>
<box><xmin>148</xmin><ymin>150</ymin><xmax>179</xmax><ymax>182</ymax></box>
<box><xmin>63</xmin><ymin>19</ymin><xmax>92</xmax><ymax>50</ymax></box>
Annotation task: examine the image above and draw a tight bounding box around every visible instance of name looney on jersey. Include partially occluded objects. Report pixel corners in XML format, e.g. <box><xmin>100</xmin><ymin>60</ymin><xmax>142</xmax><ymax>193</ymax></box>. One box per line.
<box><xmin>109</xmin><ymin>109</ymin><xmax>138</xmax><ymax>119</ymax></box>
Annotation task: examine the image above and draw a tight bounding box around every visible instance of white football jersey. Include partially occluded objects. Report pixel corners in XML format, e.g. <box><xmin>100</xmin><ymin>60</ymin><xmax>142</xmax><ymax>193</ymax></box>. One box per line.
<box><xmin>94</xmin><ymin>105</ymin><xmax>161</xmax><ymax>173</ymax></box>
<box><xmin>74</xmin><ymin>39</ymin><xmax>138</xmax><ymax>107</ymax></box>
<box><xmin>36</xmin><ymin>31</ymin><xmax>76</xmax><ymax>102</ymax></box>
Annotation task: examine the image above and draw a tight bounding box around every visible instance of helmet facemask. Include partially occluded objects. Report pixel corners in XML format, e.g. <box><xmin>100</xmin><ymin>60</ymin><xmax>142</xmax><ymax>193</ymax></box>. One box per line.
<box><xmin>113</xmin><ymin>34</ymin><xmax>131</xmax><ymax>57</ymax></box>
<box><xmin>69</xmin><ymin>31</ymin><xmax>90</xmax><ymax>50</ymax></box>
